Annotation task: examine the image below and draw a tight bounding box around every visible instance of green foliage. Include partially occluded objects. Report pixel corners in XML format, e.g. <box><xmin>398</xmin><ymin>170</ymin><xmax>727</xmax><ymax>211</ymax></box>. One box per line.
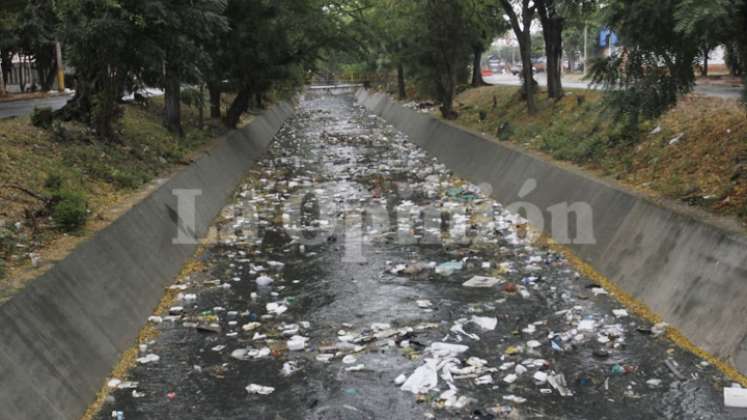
<box><xmin>591</xmin><ymin>0</ymin><xmax>699</xmax><ymax>126</ymax></box>
<box><xmin>43</xmin><ymin>173</ymin><xmax>63</xmax><ymax>191</ymax></box>
<box><xmin>181</xmin><ymin>88</ymin><xmax>205</xmax><ymax>112</ymax></box>
<box><xmin>30</xmin><ymin>107</ymin><xmax>54</xmax><ymax>129</ymax></box>
<box><xmin>50</xmin><ymin>189</ymin><xmax>88</xmax><ymax>232</ymax></box>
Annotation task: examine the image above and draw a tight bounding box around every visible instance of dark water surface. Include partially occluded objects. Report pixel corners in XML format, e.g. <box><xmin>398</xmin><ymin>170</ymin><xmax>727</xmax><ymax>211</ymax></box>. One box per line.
<box><xmin>97</xmin><ymin>93</ymin><xmax>737</xmax><ymax>420</ymax></box>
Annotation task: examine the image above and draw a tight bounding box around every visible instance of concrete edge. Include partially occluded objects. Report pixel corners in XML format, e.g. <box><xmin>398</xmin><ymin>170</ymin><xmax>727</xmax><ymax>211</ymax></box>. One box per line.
<box><xmin>355</xmin><ymin>88</ymin><xmax>747</xmax><ymax>376</ymax></box>
<box><xmin>0</xmin><ymin>101</ymin><xmax>295</xmax><ymax>420</ymax></box>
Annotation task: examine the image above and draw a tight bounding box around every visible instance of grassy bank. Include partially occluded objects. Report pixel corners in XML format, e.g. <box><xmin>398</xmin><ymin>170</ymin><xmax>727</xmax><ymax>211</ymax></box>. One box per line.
<box><xmin>0</xmin><ymin>97</ymin><xmax>228</xmax><ymax>301</ymax></box>
<box><xmin>449</xmin><ymin>85</ymin><xmax>747</xmax><ymax>226</ymax></box>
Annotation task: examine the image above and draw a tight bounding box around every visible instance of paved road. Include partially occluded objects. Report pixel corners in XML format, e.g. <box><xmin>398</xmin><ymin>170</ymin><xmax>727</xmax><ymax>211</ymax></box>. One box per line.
<box><xmin>0</xmin><ymin>94</ymin><xmax>72</xmax><ymax>119</ymax></box>
<box><xmin>485</xmin><ymin>73</ymin><xmax>744</xmax><ymax>100</ymax></box>
<box><xmin>94</xmin><ymin>91</ymin><xmax>738</xmax><ymax>420</ymax></box>
<box><xmin>0</xmin><ymin>88</ymin><xmax>164</xmax><ymax>119</ymax></box>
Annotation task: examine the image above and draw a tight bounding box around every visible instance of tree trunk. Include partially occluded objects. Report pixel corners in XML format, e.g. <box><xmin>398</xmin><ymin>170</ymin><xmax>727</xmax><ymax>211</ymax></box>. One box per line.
<box><xmin>471</xmin><ymin>44</ymin><xmax>486</xmax><ymax>87</ymax></box>
<box><xmin>255</xmin><ymin>92</ymin><xmax>264</xmax><ymax>109</ymax></box>
<box><xmin>208</xmin><ymin>83</ymin><xmax>221</xmax><ymax>118</ymax></box>
<box><xmin>500</xmin><ymin>0</ymin><xmax>537</xmax><ymax>114</ymax></box>
<box><xmin>567</xmin><ymin>52</ymin><xmax>575</xmax><ymax>74</ymax></box>
<box><xmin>702</xmin><ymin>46</ymin><xmax>709</xmax><ymax>77</ymax></box>
<box><xmin>538</xmin><ymin>4</ymin><xmax>564</xmax><ymax>99</ymax></box>
<box><xmin>518</xmin><ymin>35</ymin><xmax>537</xmax><ymax>114</ymax></box>
<box><xmin>225</xmin><ymin>88</ymin><xmax>251</xmax><ymax>129</ymax></box>
<box><xmin>397</xmin><ymin>63</ymin><xmax>406</xmax><ymax>99</ymax></box>
<box><xmin>163</xmin><ymin>65</ymin><xmax>183</xmax><ymax>136</ymax></box>
<box><xmin>438</xmin><ymin>62</ymin><xmax>458</xmax><ymax>119</ymax></box>
<box><xmin>198</xmin><ymin>84</ymin><xmax>205</xmax><ymax>128</ymax></box>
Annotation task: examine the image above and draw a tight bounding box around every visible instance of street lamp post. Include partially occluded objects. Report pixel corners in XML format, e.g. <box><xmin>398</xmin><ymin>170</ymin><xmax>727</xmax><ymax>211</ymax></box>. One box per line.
<box><xmin>583</xmin><ymin>22</ymin><xmax>588</xmax><ymax>77</ymax></box>
<box><xmin>51</xmin><ymin>0</ymin><xmax>65</xmax><ymax>92</ymax></box>
<box><xmin>55</xmin><ymin>41</ymin><xmax>65</xmax><ymax>92</ymax></box>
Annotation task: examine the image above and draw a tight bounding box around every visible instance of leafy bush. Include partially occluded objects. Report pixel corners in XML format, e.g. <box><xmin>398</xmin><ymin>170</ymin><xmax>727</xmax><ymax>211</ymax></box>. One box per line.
<box><xmin>50</xmin><ymin>190</ymin><xmax>88</xmax><ymax>232</ymax></box>
<box><xmin>30</xmin><ymin>107</ymin><xmax>54</xmax><ymax>129</ymax></box>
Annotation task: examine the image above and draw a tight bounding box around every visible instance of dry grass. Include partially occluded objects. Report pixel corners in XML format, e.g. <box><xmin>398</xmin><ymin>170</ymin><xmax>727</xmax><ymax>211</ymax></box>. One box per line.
<box><xmin>0</xmin><ymin>97</ymin><xmax>226</xmax><ymax>300</ymax></box>
<box><xmin>451</xmin><ymin>85</ymin><xmax>747</xmax><ymax>227</ymax></box>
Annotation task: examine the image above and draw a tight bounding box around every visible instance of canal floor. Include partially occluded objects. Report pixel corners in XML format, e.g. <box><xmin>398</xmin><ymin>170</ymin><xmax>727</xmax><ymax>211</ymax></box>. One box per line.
<box><xmin>97</xmin><ymin>93</ymin><xmax>736</xmax><ymax>420</ymax></box>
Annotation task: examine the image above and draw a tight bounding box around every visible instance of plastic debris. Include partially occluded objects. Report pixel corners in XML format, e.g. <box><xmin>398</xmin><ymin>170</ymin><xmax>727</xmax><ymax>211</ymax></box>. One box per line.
<box><xmin>470</xmin><ymin>316</ymin><xmax>497</xmax><ymax>331</ymax></box>
<box><xmin>533</xmin><ymin>371</ymin><xmax>548</xmax><ymax>385</ymax></box>
<box><xmin>724</xmin><ymin>386</ymin><xmax>747</xmax><ymax>408</ymax></box>
<box><xmin>462</xmin><ymin>276</ymin><xmax>501</xmax><ymax>288</ymax></box>
<box><xmin>503</xmin><ymin>395</ymin><xmax>527</xmax><ymax>404</ymax></box>
<box><xmin>266</xmin><ymin>302</ymin><xmax>288</xmax><ymax>315</ymax></box>
<box><xmin>548</xmin><ymin>373</ymin><xmax>573</xmax><ymax>397</ymax></box>
<box><xmin>401</xmin><ymin>360</ymin><xmax>439</xmax><ymax>394</ymax></box>
<box><xmin>287</xmin><ymin>336</ymin><xmax>308</xmax><ymax>351</ymax></box>
<box><xmin>417</xmin><ymin>300</ymin><xmax>433</xmax><ymax>309</ymax></box>
<box><xmin>246</xmin><ymin>384</ymin><xmax>275</xmax><ymax>395</ymax></box>
<box><xmin>646</xmin><ymin>378</ymin><xmax>662</xmax><ymax>389</ymax></box>
<box><xmin>256</xmin><ymin>275</ymin><xmax>274</xmax><ymax>286</ymax></box>
<box><xmin>612</xmin><ymin>309</ymin><xmax>629</xmax><ymax>318</ymax></box>
<box><xmin>136</xmin><ymin>354</ymin><xmax>160</xmax><ymax>365</ymax></box>
<box><xmin>316</xmin><ymin>353</ymin><xmax>334</xmax><ymax>363</ymax></box>
<box><xmin>435</xmin><ymin>261</ymin><xmax>463</xmax><ymax>276</ymax></box>
<box><xmin>281</xmin><ymin>361</ymin><xmax>300</xmax><ymax>376</ymax></box>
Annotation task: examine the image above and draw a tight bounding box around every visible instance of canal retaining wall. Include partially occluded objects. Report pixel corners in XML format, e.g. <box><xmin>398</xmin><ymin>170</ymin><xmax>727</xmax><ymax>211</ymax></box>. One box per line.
<box><xmin>0</xmin><ymin>102</ymin><xmax>294</xmax><ymax>420</ymax></box>
<box><xmin>355</xmin><ymin>89</ymin><xmax>747</xmax><ymax>377</ymax></box>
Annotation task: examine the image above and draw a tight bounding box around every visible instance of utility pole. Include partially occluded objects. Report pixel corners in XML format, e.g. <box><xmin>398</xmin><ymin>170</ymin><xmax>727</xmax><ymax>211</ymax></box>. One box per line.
<box><xmin>51</xmin><ymin>0</ymin><xmax>65</xmax><ymax>92</ymax></box>
<box><xmin>583</xmin><ymin>22</ymin><xmax>588</xmax><ymax>77</ymax></box>
<box><xmin>55</xmin><ymin>41</ymin><xmax>65</xmax><ymax>92</ymax></box>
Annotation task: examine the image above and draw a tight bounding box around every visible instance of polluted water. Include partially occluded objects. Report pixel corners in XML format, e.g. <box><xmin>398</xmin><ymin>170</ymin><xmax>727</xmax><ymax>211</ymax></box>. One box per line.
<box><xmin>97</xmin><ymin>91</ymin><xmax>740</xmax><ymax>420</ymax></box>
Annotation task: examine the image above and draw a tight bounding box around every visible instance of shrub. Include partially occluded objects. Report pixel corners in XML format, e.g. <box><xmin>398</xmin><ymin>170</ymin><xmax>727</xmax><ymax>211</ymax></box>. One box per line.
<box><xmin>111</xmin><ymin>169</ymin><xmax>145</xmax><ymax>189</ymax></box>
<box><xmin>50</xmin><ymin>190</ymin><xmax>88</xmax><ymax>232</ymax></box>
<box><xmin>43</xmin><ymin>173</ymin><xmax>64</xmax><ymax>192</ymax></box>
<box><xmin>30</xmin><ymin>107</ymin><xmax>54</xmax><ymax>129</ymax></box>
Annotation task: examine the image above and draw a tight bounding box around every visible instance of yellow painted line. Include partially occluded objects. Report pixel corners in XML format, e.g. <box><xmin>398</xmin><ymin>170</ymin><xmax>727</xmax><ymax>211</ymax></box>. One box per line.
<box><xmin>80</xmin><ymin>253</ymin><xmax>207</xmax><ymax>420</ymax></box>
<box><xmin>541</xmin><ymin>235</ymin><xmax>747</xmax><ymax>387</ymax></box>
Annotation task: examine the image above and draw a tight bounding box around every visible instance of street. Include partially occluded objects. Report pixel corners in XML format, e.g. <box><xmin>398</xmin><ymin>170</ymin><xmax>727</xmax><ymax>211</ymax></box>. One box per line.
<box><xmin>0</xmin><ymin>93</ymin><xmax>72</xmax><ymax>119</ymax></box>
<box><xmin>484</xmin><ymin>73</ymin><xmax>744</xmax><ymax>100</ymax></box>
<box><xmin>97</xmin><ymin>92</ymin><xmax>732</xmax><ymax>420</ymax></box>
<box><xmin>0</xmin><ymin>88</ymin><xmax>164</xmax><ymax>119</ymax></box>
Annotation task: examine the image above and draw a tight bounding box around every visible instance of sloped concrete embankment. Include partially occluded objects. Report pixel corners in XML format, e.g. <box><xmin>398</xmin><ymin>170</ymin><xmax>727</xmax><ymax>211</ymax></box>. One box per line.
<box><xmin>355</xmin><ymin>89</ymin><xmax>747</xmax><ymax>376</ymax></box>
<box><xmin>0</xmin><ymin>102</ymin><xmax>294</xmax><ymax>420</ymax></box>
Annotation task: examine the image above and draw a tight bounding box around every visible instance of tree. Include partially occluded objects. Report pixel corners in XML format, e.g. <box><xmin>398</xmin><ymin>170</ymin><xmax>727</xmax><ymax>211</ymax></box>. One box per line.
<box><xmin>57</xmin><ymin>0</ymin><xmax>147</xmax><ymax>138</ymax></box>
<box><xmin>499</xmin><ymin>0</ymin><xmax>538</xmax><ymax>114</ymax></box>
<box><xmin>536</xmin><ymin>0</ymin><xmax>564</xmax><ymax>98</ymax></box>
<box><xmin>590</xmin><ymin>0</ymin><xmax>700</xmax><ymax>128</ymax></box>
<box><xmin>466</xmin><ymin>0</ymin><xmax>510</xmax><ymax>87</ymax></box>
<box><xmin>0</xmin><ymin>1</ymin><xmax>24</xmax><ymax>91</ymax></box>
<box><xmin>17</xmin><ymin>0</ymin><xmax>59</xmax><ymax>92</ymax></box>
<box><xmin>138</xmin><ymin>0</ymin><xmax>228</xmax><ymax>135</ymax></box>
<box><xmin>535</xmin><ymin>0</ymin><xmax>596</xmax><ymax>98</ymax></box>
<box><xmin>674</xmin><ymin>0</ymin><xmax>747</xmax><ymax>101</ymax></box>
<box><xmin>214</xmin><ymin>0</ymin><xmax>351</xmax><ymax>128</ymax></box>
<box><xmin>413</xmin><ymin>0</ymin><xmax>473</xmax><ymax>119</ymax></box>
<box><xmin>352</xmin><ymin>0</ymin><xmax>416</xmax><ymax>99</ymax></box>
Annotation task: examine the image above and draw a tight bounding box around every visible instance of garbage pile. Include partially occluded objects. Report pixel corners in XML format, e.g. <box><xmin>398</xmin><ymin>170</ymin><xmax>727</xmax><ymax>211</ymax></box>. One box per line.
<box><xmin>98</xmin><ymin>95</ymin><xmax>735</xmax><ymax>420</ymax></box>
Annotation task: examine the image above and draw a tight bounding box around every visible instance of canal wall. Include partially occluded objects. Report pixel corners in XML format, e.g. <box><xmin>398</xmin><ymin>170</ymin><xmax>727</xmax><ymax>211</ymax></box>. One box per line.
<box><xmin>355</xmin><ymin>89</ymin><xmax>747</xmax><ymax>377</ymax></box>
<box><xmin>0</xmin><ymin>102</ymin><xmax>294</xmax><ymax>420</ymax></box>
